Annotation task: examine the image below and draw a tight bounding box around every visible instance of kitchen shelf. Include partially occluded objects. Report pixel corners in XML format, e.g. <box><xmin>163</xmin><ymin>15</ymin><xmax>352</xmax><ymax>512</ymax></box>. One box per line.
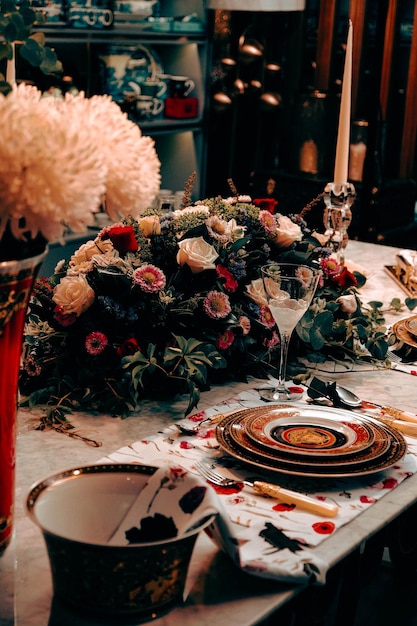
<box><xmin>28</xmin><ymin>0</ymin><xmax>210</xmax><ymax>200</ymax></box>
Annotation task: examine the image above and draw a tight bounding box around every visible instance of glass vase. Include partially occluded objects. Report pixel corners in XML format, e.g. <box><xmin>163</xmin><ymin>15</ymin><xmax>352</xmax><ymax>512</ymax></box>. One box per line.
<box><xmin>0</xmin><ymin>250</ymin><xmax>46</xmax><ymax>556</ymax></box>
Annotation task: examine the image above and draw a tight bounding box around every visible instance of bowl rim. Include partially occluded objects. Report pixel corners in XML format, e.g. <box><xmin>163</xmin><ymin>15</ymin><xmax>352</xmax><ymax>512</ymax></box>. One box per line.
<box><xmin>26</xmin><ymin>462</ymin><xmax>216</xmax><ymax>548</ymax></box>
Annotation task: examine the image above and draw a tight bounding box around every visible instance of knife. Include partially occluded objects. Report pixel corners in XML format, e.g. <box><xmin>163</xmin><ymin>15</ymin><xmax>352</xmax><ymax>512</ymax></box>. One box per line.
<box><xmin>244</xmin><ymin>479</ymin><xmax>339</xmax><ymax>517</ymax></box>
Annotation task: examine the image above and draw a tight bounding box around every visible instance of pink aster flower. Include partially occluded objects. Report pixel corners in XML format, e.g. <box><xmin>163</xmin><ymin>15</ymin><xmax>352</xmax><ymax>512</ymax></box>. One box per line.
<box><xmin>217</xmin><ymin>329</ymin><xmax>235</xmax><ymax>350</ymax></box>
<box><xmin>259</xmin><ymin>210</ymin><xmax>277</xmax><ymax>234</ymax></box>
<box><xmin>320</xmin><ymin>256</ymin><xmax>341</xmax><ymax>277</ymax></box>
<box><xmin>259</xmin><ymin>305</ymin><xmax>276</xmax><ymax>328</ymax></box>
<box><xmin>85</xmin><ymin>331</ymin><xmax>108</xmax><ymax>356</ymax></box>
<box><xmin>133</xmin><ymin>264</ymin><xmax>166</xmax><ymax>292</ymax></box>
<box><xmin>203</xmin><ymin>291</ymin><xmax>232</xmax><ymax>319</ymax></box>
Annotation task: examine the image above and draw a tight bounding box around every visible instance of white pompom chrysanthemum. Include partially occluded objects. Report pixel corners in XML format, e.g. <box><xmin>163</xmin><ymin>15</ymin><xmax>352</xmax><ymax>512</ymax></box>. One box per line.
<box><xmin>0</xmin><ymin>84</ymin><xmax>161</xmax><ymax>244</ymax></box>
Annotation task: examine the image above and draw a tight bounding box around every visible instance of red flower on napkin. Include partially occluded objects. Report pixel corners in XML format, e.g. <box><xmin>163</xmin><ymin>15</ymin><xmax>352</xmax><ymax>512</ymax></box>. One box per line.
<box><xmin>312</xmin><ymin>521</ymin><xmax>335</xmax><ymax>535</ymax></box>
<box><xmin>272</xmin><ymin>502</ymin><xmax>296</xmax><ymax>512</ymax></box>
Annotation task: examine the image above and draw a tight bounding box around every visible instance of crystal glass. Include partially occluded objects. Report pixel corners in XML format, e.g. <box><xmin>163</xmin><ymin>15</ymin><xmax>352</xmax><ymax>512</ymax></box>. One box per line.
<box><xmin>323</xmin><ymin>181</ymin><xmax>356</xmax><ymax>266</ymax></box>
<box><xmin>260</xmin><ymin>263</ymin><xmax>321</xmax><ymax>402</ymax></box>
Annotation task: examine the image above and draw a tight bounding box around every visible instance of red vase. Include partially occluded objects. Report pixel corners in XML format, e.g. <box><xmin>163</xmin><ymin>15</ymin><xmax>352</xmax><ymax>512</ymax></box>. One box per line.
<box><xmin>0</xmin><ymin>250</ymin><xmax>46</xmax><ymax>555</ymax></box>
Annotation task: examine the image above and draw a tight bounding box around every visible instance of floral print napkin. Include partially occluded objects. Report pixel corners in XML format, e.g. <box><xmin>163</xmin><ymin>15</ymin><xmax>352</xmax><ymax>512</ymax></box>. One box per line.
<box><xmin>99</xmin><ymin>388</ymin><xmax>417</xmax><ymax>585</ymax></box>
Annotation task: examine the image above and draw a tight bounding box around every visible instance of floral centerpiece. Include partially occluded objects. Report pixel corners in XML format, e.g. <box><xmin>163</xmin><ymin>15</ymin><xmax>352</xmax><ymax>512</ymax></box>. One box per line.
<box><xmin>20</xmin><ymin>187</ymin><xmax>416</xmax><ymax>426</ymax></box>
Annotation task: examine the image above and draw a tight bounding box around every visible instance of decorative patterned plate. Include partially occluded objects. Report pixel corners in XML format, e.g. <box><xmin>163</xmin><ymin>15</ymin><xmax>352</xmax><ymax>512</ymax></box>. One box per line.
<box><xmin>392</xmin><ymin>318</ymin><xmax>417</xmax><ymax>349</ymax></box>
<box><xmin>215</xmin><ymin>408</ymin><xmax>407</xmax><ymax>478</ymax></box>
<box><xmin>404</xmin><ymin>315</ymin><xmax>417</xmax><ymax>338</ymax></box>
<box><xmin>226</xmin><ymin>413</ymin><xmax>391</xmax><ymax>469</ymax></box>
<box><xmin>243</xmin><ymin>405</ymin><xmax>375</xmax><ymax>457</ymax></box>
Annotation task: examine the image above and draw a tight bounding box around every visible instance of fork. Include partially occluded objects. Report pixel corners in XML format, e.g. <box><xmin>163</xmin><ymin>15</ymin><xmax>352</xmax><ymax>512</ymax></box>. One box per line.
<box><xmin>387</xmin><ymin>349</ymin><xmax>417</xmax><ymax>369</ymax></box>
<box><xmin>195</xmin><ymin>461</ymin><xmax>338</xmax><ymax>517</ymax></box>
<box><xmin>387</xmin><ymin>350</ymin><xmax>405</xmax><ymax>364</ymax></box>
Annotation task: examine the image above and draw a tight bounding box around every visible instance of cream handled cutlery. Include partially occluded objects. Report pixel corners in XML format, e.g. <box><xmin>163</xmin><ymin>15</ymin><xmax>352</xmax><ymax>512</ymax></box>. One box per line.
<box><xmin>195</xmin><ymin>461</ymin><xmax>339</xmax><ymax>517</ymax></box>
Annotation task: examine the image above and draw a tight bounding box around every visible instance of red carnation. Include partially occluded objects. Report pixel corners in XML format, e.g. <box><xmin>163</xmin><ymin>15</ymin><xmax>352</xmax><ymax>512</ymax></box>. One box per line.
<box><xmin>332</xmin><ymin>267</ymin><xmax>358</xmax><ymax>289</ymax></box>
<box><xmin>216</xmin><ymin>265</ymin><xmax>238</xmax><ymax>292</ymax></box>
<box><xmin>103</xmin><ymin>225</ymin><xmax>138</xmax><ymax>254</ymax></box>
<box><xmin>116</xmin><ymin>337</ymin><xmax>140</xmax><ymax>357</ymax></box>
<box><xmin>253</xmin><ymin>198</ymin><xmax>279</xmax><ymax>213</ymax></box>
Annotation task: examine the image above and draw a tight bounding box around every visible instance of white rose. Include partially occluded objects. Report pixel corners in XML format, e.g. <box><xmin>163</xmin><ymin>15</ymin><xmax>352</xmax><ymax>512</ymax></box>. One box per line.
<box><xmin>245</xmin><ymin>278</ymin><xmax>268</xmax><ymax>306</ymax></box>
<box><xmin>53</xmin><ymin>275</ymin><xmax>95</xmax><ymax>317</ymax></box>
<box><xmin>337</xmin><ymin>294</ymin><xmax>357</xmax><ymax>315</ymax></box>
<box><xmin>275</xmin><ymin>214</ymin><xmax>303</xmax><ymax>248</ymax></box>
<box><xmin>177</xmin><ymin>236</ymin><xmax>218</xmax><ymax>273</ymax></box>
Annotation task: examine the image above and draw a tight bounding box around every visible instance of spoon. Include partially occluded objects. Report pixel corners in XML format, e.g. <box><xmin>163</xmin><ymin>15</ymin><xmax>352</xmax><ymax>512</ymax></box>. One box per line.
<box><xmin>334</xmin><ymin>385</ymin><xmax>362</xmax><ymax>409</ymax></box>
<box><xmin>322</xmin><ymin>383</ymin><xmax>417</xmax><ymax>426</ymax></box>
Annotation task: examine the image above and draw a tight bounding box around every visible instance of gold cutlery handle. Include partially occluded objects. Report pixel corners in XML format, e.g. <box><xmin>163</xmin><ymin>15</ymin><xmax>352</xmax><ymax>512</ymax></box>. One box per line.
<box><xmin>381</xmin><ymin>406</ymin><xmax>417</xmax><ymax>424</ymax></box>
<box><xmin>251</xmin><ymin>481</ymin><xmax>339</xmax><ymax>517</ymax></box>
<box><xmin>378</xmin><ymin>416</ymin><xmax>417</xmax><ymax>438</ymax></box>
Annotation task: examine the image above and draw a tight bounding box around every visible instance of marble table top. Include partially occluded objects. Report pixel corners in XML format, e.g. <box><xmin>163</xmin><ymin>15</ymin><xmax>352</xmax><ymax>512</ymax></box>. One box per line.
<box><xmin>1</xmin><ymin>240</ymin><xmax>417</xmax><ymax>626</ymax></box>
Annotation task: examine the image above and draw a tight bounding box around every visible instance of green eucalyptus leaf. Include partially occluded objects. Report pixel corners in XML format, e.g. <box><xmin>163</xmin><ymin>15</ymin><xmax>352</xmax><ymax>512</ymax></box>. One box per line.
<box><xmin>19</xmin><ymin>5</ymin><xmax>38</xmax><ymax>26</ymax></box>
<box><xmin>40</xmin><ymin>45</ymin><xmax>62</xmax><ymax>74</ymax></box>
<box><xmin>353</xmin><ymin>271</ymin><xmax>367</xmax><ymax>288</ymax></box>
<box><xmin>356</xmin><ymin>324</ymin><xmax>368</xmax><ymax>342</ymax></box>
<box><xmin>368</xmin><ymin>300</ymin><xmax>384</xmax><ymax>310</ymax></box>
<box><xmin>309</xmin><ymin>326</ymin><xmax>326</xmax><ymax>351</ymax></box>
<box><xmin>0</xmin><ymin>41</ymin><xmax>12</xmax><ymax>61</ymax></box>
<box><xmin>405</xmin><ymin>297</ymin><xmax>417</xmax><ymax>311</ymax></box>
<box><xmin>20</xmin><ymin>37</ymin><xmax>44</xmax><ymax>67</ymax></box>
<box><xmin>367</xmin><ymin>337</ymin><xmax>388</xmax><ymax>360</ymax></box>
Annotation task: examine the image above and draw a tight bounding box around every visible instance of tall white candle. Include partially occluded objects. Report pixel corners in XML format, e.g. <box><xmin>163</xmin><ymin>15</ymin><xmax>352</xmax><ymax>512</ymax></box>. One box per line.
<box><xmin>334</xmin><ymin>20</ymin><xmax>353</xmax><ymax>185</ymax></box>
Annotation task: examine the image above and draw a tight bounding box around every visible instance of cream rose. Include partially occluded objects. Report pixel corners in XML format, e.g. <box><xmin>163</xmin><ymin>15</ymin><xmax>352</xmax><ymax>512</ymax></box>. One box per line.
<box><xmin>53</xmin><ymin>275</ymin><xmax>95</xmax><ymax>317</ymax></box>
<box><xmin>275</xmin><ymin>214</ymin><xmax>303</xmax><ymax>248</ymax></box>
<box><xmin>337</xmin><ymin>294</ymin><xmax>357</xmax><ymax>314</ymax></box>
<box><xmin>176</xmin><ymin>236</ymin><xmax>218</xmax><ymax>273</ymax></box>
<box><xmin>138</xmin><ymin>215</ymin><xmax>161</xmax><ymax>237</ymax></box>
<box><xmin>245</xmin><ymin>278</ymin><xmax>268</xmax><ymax>306</ymax></box>
<box><xmin>70</xmin><ymin>238</ymin><xmax>114</xmax><ymax>268</ymax></box>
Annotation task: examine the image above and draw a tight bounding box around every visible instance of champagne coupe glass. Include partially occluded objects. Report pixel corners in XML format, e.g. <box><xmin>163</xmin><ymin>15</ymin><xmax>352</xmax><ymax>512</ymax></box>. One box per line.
<box><xmin>260</xmin><ymin>263</ymin><xmax>321</xmax><ymax>402</ymax></box>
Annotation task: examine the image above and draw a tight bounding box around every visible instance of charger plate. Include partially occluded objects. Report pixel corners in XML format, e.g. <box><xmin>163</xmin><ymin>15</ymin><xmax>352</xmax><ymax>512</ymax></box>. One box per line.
<box><xmin>392</xmin><ymin>318</ymin><xmax>417</xmax><ymax>349</ymax></box>
<box><xmin>215</xmin><ymin>407</ymin><xmax>407</xmax><ymax>478</ymax></box>
<box><xmin>404</xmin><ymin>315</ymin><xmax>417</xmax><ymax>338</ymax></box>
<box><xmin>243</xmin><ymin>405</ymin><xmax>375</xmax><ymax>458</ymax></box>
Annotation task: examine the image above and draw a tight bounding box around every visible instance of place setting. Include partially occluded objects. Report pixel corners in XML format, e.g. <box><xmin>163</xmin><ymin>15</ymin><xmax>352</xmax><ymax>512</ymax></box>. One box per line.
<box><xmin>214</xmin><ymin>403</ymin><xmax>407</xmax><ymax>479</ymax></box>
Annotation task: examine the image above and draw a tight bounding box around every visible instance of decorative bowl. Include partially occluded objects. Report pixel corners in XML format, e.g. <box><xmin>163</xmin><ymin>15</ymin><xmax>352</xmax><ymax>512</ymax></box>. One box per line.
<box><xmin>26</xmin><ymin>463</ymin><xmax>215</xmax><ymax>620</ymax></box>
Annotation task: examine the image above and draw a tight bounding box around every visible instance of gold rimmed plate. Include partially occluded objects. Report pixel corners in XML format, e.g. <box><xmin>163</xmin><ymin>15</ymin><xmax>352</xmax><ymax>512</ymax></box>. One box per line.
<box><xmin>243</xmin><ymin>405</ymin><xmax>375</xmax><ymax>458</ymax></box>
<box><xmin>392</xmin><ymin>318</ymin><xmax>417</xmax><ymax>349</ymax></box>
<box><xmin>225</xmin><ymin>412</ymin><xmax>391</xmax><ymax>469</ymax></box>
<box><xmin>215</xmin><ymin>408</ymin><xmax>407</xmax><ymax>478</ymax></box>
<box><xmin>404</xmin><ymin>315</ymin><xmax>417</xmax><ymax>338</ymax></box>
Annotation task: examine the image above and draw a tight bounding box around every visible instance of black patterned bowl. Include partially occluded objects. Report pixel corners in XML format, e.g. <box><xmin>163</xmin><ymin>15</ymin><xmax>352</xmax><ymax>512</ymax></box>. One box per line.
<box><xmin>26</xmin><ymin>463</ymin><xmax>215</xmax><ymax>621</ymax></box>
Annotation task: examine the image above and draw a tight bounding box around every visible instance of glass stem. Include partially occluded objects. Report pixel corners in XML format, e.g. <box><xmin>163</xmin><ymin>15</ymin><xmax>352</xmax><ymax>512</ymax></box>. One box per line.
<box><xmin>277</xmin><ymin>331</ymin><xmax>292</xmax><ymax>391</ymax></box>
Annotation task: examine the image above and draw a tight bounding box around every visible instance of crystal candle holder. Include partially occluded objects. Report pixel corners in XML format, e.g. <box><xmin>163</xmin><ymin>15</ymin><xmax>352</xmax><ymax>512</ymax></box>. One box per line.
<box><xmin>323</xmin><ymin>181</ymin><xmax>356</xmax><ymax>266</ymax></box>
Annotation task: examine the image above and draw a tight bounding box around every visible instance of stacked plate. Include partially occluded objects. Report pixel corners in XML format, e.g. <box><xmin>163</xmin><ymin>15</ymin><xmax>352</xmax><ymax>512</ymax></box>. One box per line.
<box><xmin>393</xmin><ymin>315</ymin><xmax>417</xmax><ymax>349</ymax></box>
<box><xmin>215</xmin><ymin>405</ymin><xmax>406</xmax><ymax>478</ymax></box>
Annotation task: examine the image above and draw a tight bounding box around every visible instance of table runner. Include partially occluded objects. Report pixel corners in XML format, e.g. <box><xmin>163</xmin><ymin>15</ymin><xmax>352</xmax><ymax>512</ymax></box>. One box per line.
<box><xmin>98</xmin><ymin>386</ymin><xmax>417</xmax><ymax>585</ymax></box>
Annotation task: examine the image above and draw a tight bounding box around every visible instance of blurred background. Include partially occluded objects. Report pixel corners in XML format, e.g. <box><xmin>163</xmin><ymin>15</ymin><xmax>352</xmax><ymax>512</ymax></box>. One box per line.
<box><xmin>205</xmin><ymin>0</ymin><xmax>417</xmax><ymax>247</ymax></box>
